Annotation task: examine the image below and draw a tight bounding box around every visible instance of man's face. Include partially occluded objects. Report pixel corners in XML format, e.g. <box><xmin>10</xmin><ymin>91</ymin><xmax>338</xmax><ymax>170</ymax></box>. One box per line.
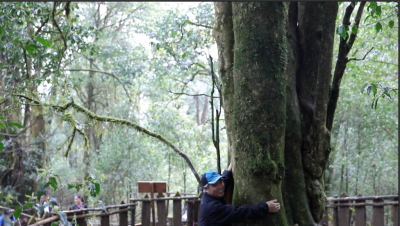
<box><xmin>41</xmin><ymin>194</ymin><xmax>49</xmax><ymax>203</ymax></box>
<box><xmin>204</xmin><ymin>179</ymin><xmax>225</xmax><ymax>198</ymax></box>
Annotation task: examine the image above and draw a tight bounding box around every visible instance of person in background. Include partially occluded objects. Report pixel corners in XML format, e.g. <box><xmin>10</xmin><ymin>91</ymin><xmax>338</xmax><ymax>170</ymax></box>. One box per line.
<box><xmin>0</xmin><ymin>208</ymin><xmax>17</xmax><ymax>226</ymax></box>
<box><xmin>40</xmin><ymin>190</ymin><xmax>60</xmax><ymax>216</ymax></box>
<box><xmin>70</xmin><ymin>194</ymin><xmax>88</xmax><ymax>214</ymax></box>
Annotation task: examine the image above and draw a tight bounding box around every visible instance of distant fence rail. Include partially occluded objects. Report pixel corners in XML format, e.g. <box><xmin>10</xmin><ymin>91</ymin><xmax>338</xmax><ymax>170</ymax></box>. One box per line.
<box><xmin>320</xmin><ymin>194</ymin><xmax>398</xmax><ymax>226</ymax></box>
<box><xmin>24</xmin><ymin>193</ymin><xmax>397</xmax><ymax>226</ymax></box>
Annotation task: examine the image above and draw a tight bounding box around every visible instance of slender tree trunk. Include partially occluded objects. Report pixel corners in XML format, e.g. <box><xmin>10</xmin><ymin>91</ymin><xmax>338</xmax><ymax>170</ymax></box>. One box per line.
<box><xmin>201</xmin><ymin>96</ymin><xmax>208</xmax><ymax>125</ymax></box>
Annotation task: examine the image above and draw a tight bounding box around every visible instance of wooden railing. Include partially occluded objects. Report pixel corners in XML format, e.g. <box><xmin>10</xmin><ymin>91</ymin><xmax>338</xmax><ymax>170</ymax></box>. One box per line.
<box><xmin>129</xmin><ymin>192</ymin><xmax>201</xmax><ymax>226</ymax></box>
<box><xmin>28</xmin><ymin>201</ymin><xmax>137</xmax><ymax>226</ymax></box>
<box><xmin>25</xmin><ymin>193</ymin><xmax>398</xmax><ymax>226</ymax></box>
<box><xmin>319</xmin><ymin>194</ymin><xmax>398</xmax><ymax>226</ymax></box>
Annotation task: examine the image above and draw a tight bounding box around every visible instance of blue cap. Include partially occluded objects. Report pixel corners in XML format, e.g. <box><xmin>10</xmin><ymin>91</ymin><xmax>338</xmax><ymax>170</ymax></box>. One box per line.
<box><xmin>201</xmin><ymin>171</ymin><xmax>225</xmax><ymax>187</ymax></box>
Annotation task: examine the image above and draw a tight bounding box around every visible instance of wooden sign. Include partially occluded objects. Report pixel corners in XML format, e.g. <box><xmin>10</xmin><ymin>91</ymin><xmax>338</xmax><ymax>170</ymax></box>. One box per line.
<box><xmin>138</xmin><ymin>181</ymin><xmax>166</xmax><ymax>193</ymax></box>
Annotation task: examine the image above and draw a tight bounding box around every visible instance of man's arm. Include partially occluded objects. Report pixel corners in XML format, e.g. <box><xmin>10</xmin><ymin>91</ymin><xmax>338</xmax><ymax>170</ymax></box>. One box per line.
<box><xmin>210</xmin><ymin>202</ymin><xmax>269</xmax><ymax>224</ymax></box>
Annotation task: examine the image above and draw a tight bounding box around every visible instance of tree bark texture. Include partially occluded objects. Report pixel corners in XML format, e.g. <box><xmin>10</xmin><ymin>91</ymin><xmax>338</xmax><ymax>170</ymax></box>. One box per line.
<box><xmin>213</xmin><ymin>2</ymin><xmax>338</xmax><ymax>225</ymax></box>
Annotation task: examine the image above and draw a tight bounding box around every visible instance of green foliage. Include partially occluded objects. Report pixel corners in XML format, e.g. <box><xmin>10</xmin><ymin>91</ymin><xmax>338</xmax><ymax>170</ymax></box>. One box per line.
<box><xmin>326</xmin><ymin>1</ymin><xmax>398</xmax><ymax>198</ymax></box>
<box><xmin>0</xmin><ymin>3</ymin><xmax>396</xmax><ymax>222</ymax></box>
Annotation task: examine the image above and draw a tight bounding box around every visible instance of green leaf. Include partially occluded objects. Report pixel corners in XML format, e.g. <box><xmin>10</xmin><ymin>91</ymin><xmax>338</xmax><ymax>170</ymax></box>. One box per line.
<box><xmin>37</xmin><ymin>181</ymin><xmax>48</xmax><ymax>200</ymax></box>
<box><xmin>49</xmin><ymin>177</ymin><xmax>58</xmax><ymax>190</ymax></box>
<box><xmin>0</xmin><ymin>116</ymin><xmax>6</xmax><ymax>120</ymax></box>
<box><xmin>0</xmin><ymin>27</ymin><xmax>3</xmax><ymax>36</ymax></box>
<box><xmin>389</xmin><ymin>20</ymin><xmax>394</xmax><ymax>28</ymax></box>
<box><xmin>68</xmin><ymin>184</ymin><xmax>75</xmax><ymax>189</ymax></box>
<box><xmin>352</xmin><ymin>26</ymin><xmax>358</xmax><ymax>34</ymax></box>
<box><xmin>375</xmin><ymin>5</ymin><xmax>381</xmax><ymax>16</ymax></box>
<box><xmin>338</xmin><ymin>2</ymin><xmax>342</xmax><ymax>5</ymax></box>
<box><xmin>88</xmin><ymin>184</ymin><xmax>96</xmax><ymax>197</ymax></box>
<box><xmin>35</xmin><ymin>36</ymin><xmax>52</xmax><ymax>47</ymax></box>
<box><xmin>372</xmin><ymin>83</ymin><xmax>377</xmax><ymax>96</ymax></box>
<box><xmin>375</xmin><ymin>22</ymin><xmax>382</xmax><ymax>33</ymax></box>
<box><xmin>0</xmin><ymin>142</ymin><xmax>3</xmax><ymax>152</ymax></box>
<box><xmin>367</xmin><ymin>85</ymin><xmax>373</xmax><ymax>95</ymax></box>
<box><xmin>9</xmin><ymin>122</ymin><xmax>24</xmax><ymax>129</ymax></box>
<box><xmin>25</xmin><ymin>202</ymin><xmax>34</xmax><ymax>208</ymax></box>
<box><xmin>95</xmin><ymin>182</ymin><xmax>100</xmax><ymax>195</ymax></box>
<box><xmin>0</xmin><ymin>122</ymin><xmax>5</xmax><ymax>129</ymax></box>
<box><xmin>371</xmin><ymin>6</ymin><xmax>376</xmax><ymax>16</ymax></box>
<box><xmin>14</xmin><ymin>205</ymin><xmax>22</xmax><ymax>219</ymax></box>
<box><xmin>383</xmin><ymin>92</ymin><xmax>392</xmax><ymax>100</ymax></box>
<box><xmin>374</xmin><ymin>97</ymin><xmax>379</xmax><ymax>109</ymax></box>
<box><xmin>23</xmin><ymin>44</ymin><xmax>39</xmax><ymax>56</ymax></box>
<box><xmin>75</xmin><ymin>184</ymin><xmax>83</xmax><ymax>191</ymax></box>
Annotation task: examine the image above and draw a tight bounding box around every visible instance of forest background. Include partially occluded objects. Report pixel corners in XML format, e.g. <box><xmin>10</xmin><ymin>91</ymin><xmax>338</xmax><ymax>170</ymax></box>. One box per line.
<box><xmin>0</xmin><ymin>1</ymin><xmax>397</xmax><ymax>222</ymax></box>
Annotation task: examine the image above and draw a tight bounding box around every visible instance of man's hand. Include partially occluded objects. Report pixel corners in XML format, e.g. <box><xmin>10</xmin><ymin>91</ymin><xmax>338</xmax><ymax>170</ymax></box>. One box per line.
<box><xmin>266</xmin><ymin>199</ymin><xmax>280</xmax><ymax>213</ymax></box>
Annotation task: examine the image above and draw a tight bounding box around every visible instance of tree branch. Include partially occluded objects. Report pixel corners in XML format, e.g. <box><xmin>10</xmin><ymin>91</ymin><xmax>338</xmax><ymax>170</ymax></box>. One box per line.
<box><xmin>347</xmin><ymin>2</ymin><xmax>366</xmax><ymax>50</ymax></box>
<box><xmin>167</xmin><ymin>90</ymin><xmax>219</xmax><ymax>98</ymax></box>
<box><xmin>68</xmin><ymin>69</ymin><xmax>134</xmax><ymax>103</ymax></box>
<box><xmin>14</xmin><ymin>94</ymin><xmax>201</xmax><ymax>183</ymax></box>
<box><xmin>52</xmin><ymin>2</ymin><xmax>67</xmax><ymax>51</ymax></box>
<box><xmin>186</xmin><ymin>21</ymin><xmax>213</xmax><ymax>29</ymax></box>
<box><xmin>326</xmin><ymin>1</ymin><xmax>365</xmax><ymax>131</ymax></box>
<box><xmin>209</xmin><ymin>55</ymin><xmax>221</xmax><ymax>174</ymax></box>
<box><xmin>347</xmin><ymin>47</ymin><xmax>374</xmax><ymax>62</ymax></box>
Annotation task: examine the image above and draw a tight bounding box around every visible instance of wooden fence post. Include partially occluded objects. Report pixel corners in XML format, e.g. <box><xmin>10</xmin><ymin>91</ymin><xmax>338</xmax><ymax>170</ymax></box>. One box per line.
<box><xmin>355</xmin><ymin>194</ymin><xmax>366</xmax><ymax>226</ymax></box>
<box><xmin>339</xmin><ymin>193</ymin><xmax>350</xmax><ymax>226</ymax></box>
<box><xmin>100</xmin><ymin>210</ymin><xmax>110</xmax><ymax>226</ymax></box>
<box><xmin>393</xmin><ymin>196</ymin><xmax>398</xmax><ymax>226</ymax></box>
<box><xmin>373</xmin><ymin>198</ymin><xmax>384</xmax><ymax>226</ymax></box>
<box><xmin>186</xmin><ymin>200</ymin><xmax>194</xmax><ymax>226</ymax></box>
<box><xmin>119</xmin><ymin>201</ymin><xmax>128</xmax><ymax>226</ymax></box>
<box><xmin>142</xmin><ymin>194</ymin><xmax>151</xmax><ymax>226</ymax></box>
<box><xmin>333</xmin><ymin>195</ymin><xmax>339</xmax><ymax>226</ymax></box>
<box><xmin>193</xmin><ymin>199</ymin><xmax>200</xmax><ymax>226</ymax></box>
<box><xmin>173</xmin><ymin>192</ymin><xmax>182</xmax><ymax>226</ymax></box>
<box><xmin>131</xmin><ymin>200</ymin><xmax>137</xmax><ymax>226</ymax></box>
<box><xmin>157</xmin><ymin>193</ymin><xmax>167</xmax><ymax>226</ymax></box>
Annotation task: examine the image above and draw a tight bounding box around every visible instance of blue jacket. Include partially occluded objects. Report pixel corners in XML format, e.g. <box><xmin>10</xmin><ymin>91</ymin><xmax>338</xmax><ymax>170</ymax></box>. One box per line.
<box><xmin>199</xmin><ymin>170</ymin><xmax>269</xmax><ymax>226</ymax></box>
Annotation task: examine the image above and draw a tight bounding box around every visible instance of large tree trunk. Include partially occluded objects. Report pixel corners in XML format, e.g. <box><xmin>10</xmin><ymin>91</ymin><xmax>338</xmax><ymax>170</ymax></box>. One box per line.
<box><xmin>213</xmin><ymin>2</ymin><xmax>338</xmax><ymax>225</ymax></box>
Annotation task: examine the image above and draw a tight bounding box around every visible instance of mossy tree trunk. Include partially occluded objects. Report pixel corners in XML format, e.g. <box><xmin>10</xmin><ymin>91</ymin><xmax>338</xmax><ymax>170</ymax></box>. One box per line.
<box><xmin>213</xmin><ymin>2</ymin><xmax>338</xmax><ymax>225</ymax></box>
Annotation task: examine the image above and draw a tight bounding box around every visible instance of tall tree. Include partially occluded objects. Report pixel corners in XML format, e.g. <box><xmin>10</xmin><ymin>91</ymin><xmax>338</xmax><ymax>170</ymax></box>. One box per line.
<box><xmin>211</xmin><ymin>2</ymin><xmax>378</xmax><ymax>225</ymax></box>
